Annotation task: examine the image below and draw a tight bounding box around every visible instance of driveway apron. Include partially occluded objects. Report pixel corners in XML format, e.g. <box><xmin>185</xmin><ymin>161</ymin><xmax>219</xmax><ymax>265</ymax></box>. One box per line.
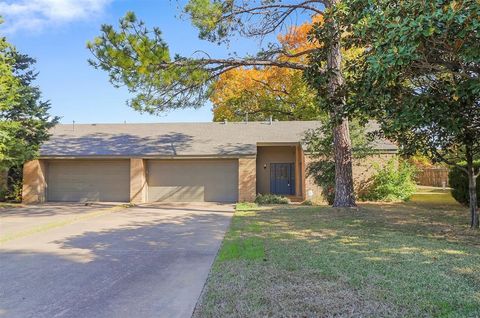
<box><xmin>0</xmin><ymin>203</ymin><xmax>233</xmax><ymax>318</ymax></box>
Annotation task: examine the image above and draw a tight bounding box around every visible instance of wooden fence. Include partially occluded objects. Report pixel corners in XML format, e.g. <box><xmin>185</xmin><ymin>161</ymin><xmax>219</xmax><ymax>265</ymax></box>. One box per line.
<box><xmin>416</xmin><ymin>168</ymin><xmax>449</xmax><ymax>187</ymax></box>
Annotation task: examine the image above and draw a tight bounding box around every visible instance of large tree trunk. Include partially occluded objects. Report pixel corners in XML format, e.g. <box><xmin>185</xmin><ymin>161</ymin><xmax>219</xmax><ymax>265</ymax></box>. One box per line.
<box><xmin>327</xmin><ymin>0</ymin><xmax>356</xmax><ymax>207</ymax></box>
<box><xmin>332</xmin><ymin>118</ymin><xmax>356</xmax><ymax>207</ymax></box>
<box><xmin>466</xmin><ymin>148</ymin><xmax>479</xmax><ymax>229</ymax></box>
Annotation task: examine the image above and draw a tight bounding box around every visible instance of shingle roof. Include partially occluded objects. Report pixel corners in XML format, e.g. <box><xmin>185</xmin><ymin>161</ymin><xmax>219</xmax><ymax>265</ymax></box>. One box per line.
<box><xmin>40</xmin><ymin>121</ymin><xmax>397</xmax><ymax>157</ymax></box>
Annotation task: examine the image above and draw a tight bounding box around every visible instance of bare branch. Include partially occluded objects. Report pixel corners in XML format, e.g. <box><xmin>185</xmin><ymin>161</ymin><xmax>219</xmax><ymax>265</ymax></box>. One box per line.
<box><xmin>250</xmin><ymin>78</ymin><xmax>290</xmax><ymax>96</ymax></box>
<box><xmin>224</xmin><ymin>1</ymin><xmax>326</xmax><ymax>18</ymax></box>
<box><xmin>432</xmin><ymin>148</ymin><xmax>468</xmax><ymax>173</ymax></box>
<box><xmin>159</xmin><ymin>58</ymin><xmax>309</xmax><ymax>71</ymax></box>
<box><xmin>212</xmin><ymin>1</ymin><xmax>325</xmax><ymax>38</ymax></box>
<box><xmin>269</xmin><ymin>47</ymin><xmax>320</xmax><ymax>59</ymax></box>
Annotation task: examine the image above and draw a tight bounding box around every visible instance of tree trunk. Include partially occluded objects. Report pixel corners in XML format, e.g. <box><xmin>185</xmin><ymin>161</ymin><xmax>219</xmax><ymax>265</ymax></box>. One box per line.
<box><xmin>327</xmin><ymin>0</ymin><xmax>356</xmax><ymax>207</ymax></box>
<box><xmin>466</xmin><ymin>148</ymin><xmax>479</xmax><ymax>229</ymax></box>
<box><xmin>332</xmin><ymin>117</ymin><xmax>356</xmax><ymax>207</ymax></box>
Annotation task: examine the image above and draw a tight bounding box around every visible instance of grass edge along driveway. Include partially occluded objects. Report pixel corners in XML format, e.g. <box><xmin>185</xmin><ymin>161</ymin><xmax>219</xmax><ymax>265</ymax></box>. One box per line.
<box><xmin>193</xmin><ymin>201</ymin><xmax>480</xmax><ymax>318</ymax></box>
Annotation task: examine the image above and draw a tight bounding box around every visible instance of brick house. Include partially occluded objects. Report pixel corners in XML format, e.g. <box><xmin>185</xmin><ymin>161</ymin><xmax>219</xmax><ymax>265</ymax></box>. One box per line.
<box><xmin>22</xmin><ymin>121</ymin><xmax>397</xmax><ymax>204</ymax></box>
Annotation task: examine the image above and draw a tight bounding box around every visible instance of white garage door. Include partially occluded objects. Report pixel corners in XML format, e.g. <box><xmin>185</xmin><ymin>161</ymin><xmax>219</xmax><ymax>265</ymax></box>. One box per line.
<box><xmin>47</xmin><ymin>160</ymin><xmax>130</xmax><ymax>202</ymax></box>
<box><xmin>147</xmin><ymin>159</ymin><xmax>238</xmax><ymax>202</ymax></box>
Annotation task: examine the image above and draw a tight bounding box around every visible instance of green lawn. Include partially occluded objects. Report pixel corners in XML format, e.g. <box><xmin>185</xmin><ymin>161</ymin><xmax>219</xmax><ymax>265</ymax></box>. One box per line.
<box><xmin>0</xmin><ymin>202</ymin><xmax>22</xmax><ymax>208</ymax></box>
<box><xmin>411</xmin><ymin>186</ymin><xmax>458</xmax><ymax>205</ymax></box>
<box><xmin>194</xmin><ymin>198</ymin><xmax>480</xmax><ymax>317</ymax></box>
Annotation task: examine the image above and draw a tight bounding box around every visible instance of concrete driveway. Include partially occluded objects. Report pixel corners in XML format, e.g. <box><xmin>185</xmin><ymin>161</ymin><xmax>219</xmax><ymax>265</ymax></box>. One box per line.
<box><xmin>0</xmin><ymin>202</ymin><xmax>234</xmax><ymax>318</ymax></box>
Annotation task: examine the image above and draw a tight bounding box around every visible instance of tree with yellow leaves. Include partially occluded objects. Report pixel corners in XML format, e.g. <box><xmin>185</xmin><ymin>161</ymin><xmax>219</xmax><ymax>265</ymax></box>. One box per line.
<box><xmin>211</xmin><ymin>17</ymin><xmax>323</xmax><ymax>122</ymax></box>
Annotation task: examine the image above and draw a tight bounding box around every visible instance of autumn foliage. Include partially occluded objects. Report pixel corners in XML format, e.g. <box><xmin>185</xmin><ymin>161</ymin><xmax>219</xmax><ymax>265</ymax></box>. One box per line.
<box><xmin>211</xmin><ymin>17</ymin><xmax>324</xmax><ymax>122</ymax></box>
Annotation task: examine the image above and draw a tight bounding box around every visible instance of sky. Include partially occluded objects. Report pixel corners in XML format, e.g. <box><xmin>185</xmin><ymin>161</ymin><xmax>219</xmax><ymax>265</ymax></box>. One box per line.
<box><xmin>1</xmin><ymin>0</ymin><xmax>301</xmax><ymax>124</ymax></box>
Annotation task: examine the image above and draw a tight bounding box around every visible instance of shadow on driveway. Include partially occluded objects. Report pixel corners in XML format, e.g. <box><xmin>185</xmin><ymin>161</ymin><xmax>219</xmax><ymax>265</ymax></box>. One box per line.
<box><xmin>0</xmin><ymin>203</ymin><xmax>120</xmax><ymax>218</ymax></box>
<box><xmin>0</xmin><ymin>204</ymin><xmax>233</xmax><ymax>318</ymax></box>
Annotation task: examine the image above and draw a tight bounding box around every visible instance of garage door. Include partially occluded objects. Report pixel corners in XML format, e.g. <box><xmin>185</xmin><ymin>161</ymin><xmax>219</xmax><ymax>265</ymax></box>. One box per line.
<box><xmin>147</xmin><ymin>159</ymin><xmax>238</xmax><ymax>202</ymax></box>
<box><xmin>47</xmin><ymin>160</ymin><xmax>130</xmax><ymax>202</ymax></box>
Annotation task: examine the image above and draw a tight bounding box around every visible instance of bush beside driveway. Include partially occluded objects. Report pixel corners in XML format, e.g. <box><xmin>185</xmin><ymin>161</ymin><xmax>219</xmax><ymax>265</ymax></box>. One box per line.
<box><xmin>194</xmin><ymin>200</ymin><xmax>480</xmax><ymax>317</ymax></box>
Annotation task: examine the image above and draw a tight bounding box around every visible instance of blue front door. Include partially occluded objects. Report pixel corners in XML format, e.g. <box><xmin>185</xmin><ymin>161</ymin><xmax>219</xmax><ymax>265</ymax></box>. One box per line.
<box><xmin>270</xmin><ymin>163</ymin><xmax>295</xmax><ymax>195</ymax></box>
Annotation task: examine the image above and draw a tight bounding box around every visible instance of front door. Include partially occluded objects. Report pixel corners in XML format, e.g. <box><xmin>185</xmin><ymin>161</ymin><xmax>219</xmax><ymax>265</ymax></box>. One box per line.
<box><xmin>270</xmin><ymin>163</ymin><xmax>295</xmax><ymax>195</ymax></box>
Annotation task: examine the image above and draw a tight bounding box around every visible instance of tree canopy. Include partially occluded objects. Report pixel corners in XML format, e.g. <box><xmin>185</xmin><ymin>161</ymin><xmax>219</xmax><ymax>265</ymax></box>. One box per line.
<box><xmin>324</xmin><ymin>0</ymin><xmax>480</xmax><ymax>226</ymax></box>
<box><xmin>211</xmin><ymin>17</ymin><xmax>322</xmax><ymax>122</ymax></box>
<box><xmin>0</xmin><ymin>21</ymin><xmax>58</xmax><ymax>171</ymax></box>
<box><xmin>0</xmin><ymin>23</ymin><xmax>30</xmax><ymax>169</ymax></box>
<box><xmin>211</xmin><ymin>65</ymin><xmax>319</xmax><ymax>121</ymax></box>
<box><xmin>87</xmin><ymin>10</ymin><xmax>313</xmax><ymax>114</ymax></box>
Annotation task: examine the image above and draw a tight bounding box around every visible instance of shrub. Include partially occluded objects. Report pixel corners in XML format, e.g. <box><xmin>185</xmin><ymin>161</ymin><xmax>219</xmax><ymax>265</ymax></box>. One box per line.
<box><xmin>449</xmin><ymin>161</ymin><xmax>480</xmax><ymax>207</ymax></box>
<box><xmin>0</xmin><ymin>187</ymin><xmax>6</xmax><ymax>202</ymax></box>
<box><xmin>4</xmin><ymin>179</ymin><xmax>22</xmax><ymax>203</ymax></box>
<box><xmin>3</xmin><ymin>166</ymin><xmax>23</xmax><ymax>203</ymax></box>
<box><xmin>360</xmin><ymin>158</ymin><xmax>417</xmax><ymax>202</ymax></box>
<box><xmin>254</xmin><ymin>194</ymin><xmax>290</xmax><ymax>205</ymax></box>
<box><xmin>307</xmin><ymin>160</ymin><xmax>336</xmax><ymax>205</ymax></box>
<box><xmin>301</xmin><ymin>200</ymin><xmax>313</xmax><ymax>206</ymax></box>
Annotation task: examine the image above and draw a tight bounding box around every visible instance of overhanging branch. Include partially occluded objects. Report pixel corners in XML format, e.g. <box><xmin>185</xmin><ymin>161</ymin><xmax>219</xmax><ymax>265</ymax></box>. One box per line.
<box><xmin>159</xmin><ymin>58</ymin><xmax>309</xmax><ymax>71</ymax></box>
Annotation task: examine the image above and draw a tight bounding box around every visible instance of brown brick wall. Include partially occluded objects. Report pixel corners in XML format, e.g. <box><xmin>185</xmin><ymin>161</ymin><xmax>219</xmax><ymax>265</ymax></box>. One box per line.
<box><xmin>304</xmin><ymin>153</ymin><xmax>396</xmax><ymax>203</ymax></box>
<box><xmin>22</xmin><ymin>160</ymin><xmax>47</xmax><ymax>204</ymax></box>
<box><xmin>130</xmin><ymin>158</ymin><xmax>147</xmax><ymax>203</ymax></box>
<box><xmin>19</xmin><ymin>153</ymin><xmax>394</xmax><ymax>205</ymax></box>
<box><xmin>352</xmin><ymin>153</ymin><xmax>397</xmax><ymax>193</ymax></box>
<box><xmin>295</xmin><ymin>145</ymin><xmax>304</xmax><ymax>197</ymax></box>
<box><xmin>239</xmin><ymin>157</ymin><xmax>256</xmax><ymax>202</ymax></box>
<box><xmin>304</xmin><ymin>155</ymin><xmax>325</xmax><ymax>203</ymax></box>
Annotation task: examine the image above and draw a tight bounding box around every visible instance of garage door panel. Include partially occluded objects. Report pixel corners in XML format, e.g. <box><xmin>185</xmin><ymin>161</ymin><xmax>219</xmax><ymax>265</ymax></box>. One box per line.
<box><xmin>47</xmin><ymin>160</ymin><xmax>130</xmax><ymax>202</ymax></box>
<box><xmin>149</xmin><ymin>186</ymin><xmax>205</xmax><ymax>202</ymax></box>
<box><xmin>147</xmin><ymin>160</ymin><xmax>238</xmax><ymax>202</ymax></box>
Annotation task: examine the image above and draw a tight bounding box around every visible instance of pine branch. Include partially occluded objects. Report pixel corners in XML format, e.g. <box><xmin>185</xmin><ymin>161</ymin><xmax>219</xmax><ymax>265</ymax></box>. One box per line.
<box><xmin>159</xmin><ymin>57</ymin><xmax>309</xmax><ymax>71</ymax></box>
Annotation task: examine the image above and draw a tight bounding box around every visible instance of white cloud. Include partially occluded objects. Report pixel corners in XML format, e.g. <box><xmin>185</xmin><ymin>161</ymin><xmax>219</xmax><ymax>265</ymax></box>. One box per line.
<box><xmin>0</xmin><ymin>0</ymin><xmax>113</xmax><ymax>33</ymax></box>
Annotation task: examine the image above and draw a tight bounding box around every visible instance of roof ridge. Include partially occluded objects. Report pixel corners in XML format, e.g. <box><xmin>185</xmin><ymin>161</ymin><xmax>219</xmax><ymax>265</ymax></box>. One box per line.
<box><xmin>54</xmin><ymin>120</ymin><xmax>322</xmax><ymax>126</ymax></box>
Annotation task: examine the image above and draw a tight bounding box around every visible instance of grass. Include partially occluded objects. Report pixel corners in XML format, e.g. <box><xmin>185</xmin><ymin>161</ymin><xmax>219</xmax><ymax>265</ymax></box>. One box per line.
<box><xmin>411</xmin><ymin>186</ymin><xmax>458</xmax><ymax>205</ymax></box>
<box><xmin>235</xmin><ymin>202</ymin><xmax>261</xmax><ymax>211</ymax></box>
<box><xmin>194</xmin><ymin>197</ymin><xmax>480</xmax><ymax>317</ymax></box>
<box><xmin>0</xmin><ymin>202</ymin><xmax>22</xmax><ymax>208</ymax></box>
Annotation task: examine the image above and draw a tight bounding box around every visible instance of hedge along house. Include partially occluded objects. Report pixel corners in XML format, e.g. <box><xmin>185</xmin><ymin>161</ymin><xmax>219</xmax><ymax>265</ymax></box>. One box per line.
<box><xmin>22</xmin><ymin>121</ymin><xmax>397</xmax><ymax>204</ymax></box>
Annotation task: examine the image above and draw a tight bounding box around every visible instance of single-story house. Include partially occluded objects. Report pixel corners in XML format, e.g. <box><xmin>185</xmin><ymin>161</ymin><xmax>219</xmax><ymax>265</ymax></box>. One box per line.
<box><xmin>22</xmin><ymin>121</ymin><xmax>397</xmax><ymax>204</ymax></box>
